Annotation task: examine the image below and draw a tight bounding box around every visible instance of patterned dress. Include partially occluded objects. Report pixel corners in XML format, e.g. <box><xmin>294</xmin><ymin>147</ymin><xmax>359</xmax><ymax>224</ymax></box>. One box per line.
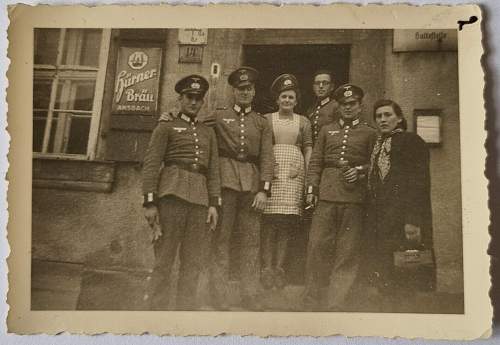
<box><xmin>263</xmin><ymin>112</ymin><xmax>312</xmax><ymax>216</ymax></box>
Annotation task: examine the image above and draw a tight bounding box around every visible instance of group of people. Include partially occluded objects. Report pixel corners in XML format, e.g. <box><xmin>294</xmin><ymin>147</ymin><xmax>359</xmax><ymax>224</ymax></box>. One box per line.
<box><xmin>141</xmin><ymin>66</ymin><xmax>435</xmax><ymax>311</ymax></box>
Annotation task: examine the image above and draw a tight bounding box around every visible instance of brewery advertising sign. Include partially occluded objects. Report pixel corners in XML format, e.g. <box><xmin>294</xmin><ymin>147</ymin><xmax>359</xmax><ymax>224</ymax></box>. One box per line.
<box><xmin>112</xmin><ymin>47</ymin><xmax>162</xmax><ymax>115</ymax></box>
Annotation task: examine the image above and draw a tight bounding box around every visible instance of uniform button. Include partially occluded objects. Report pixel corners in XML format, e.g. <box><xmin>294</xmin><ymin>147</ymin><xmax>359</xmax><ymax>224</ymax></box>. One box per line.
<box><xmin>240</xmin><ymin>124</ymin><xmax>245</xmax><ymax>127</ymax></box>
<box><xmin>193</xmin><ymin>133</ymin><xmax>197</xmax><ymax>136</ymax></box>
<box><xmin>341</xmin><ymin>152</ymin><xmax>345</xmax><ymax>155</ymax></box>
<box><xmin>314</xmin><ymin>120</ymin><xmax>318</xmax><ymax>124</ymax></box>
<box><xmin>195</xmin><ymin>138</ymin><xmax>199</xmax><ymax>142</ymax></box>
<box><xmin>240</xmin><ymin>129</ymin><xmax>245</xmax><ymax>133</ymax></box>
<box><xmin>194</xmin><ymin>157</ymin><xmax>199</xmax><ymax>161</ymax></box>
<box><xmin>240</xmin><ymin>148</ymin><xmax>244</xmax><ymax>152</ymax></box>
<box><xmin>345</xmin><ymin>125</ymin><xmax>350</xmax><ymax>129</ymax></box>
<box><xmin>342</xmin><ymin>146</ymin><xmax>346</xmax><ymax>149</ymax></box>
<box><xmin>240</xmin><ymin>142</ymin><xmax>245</xmax><ymax>146</ymax></box>
<box><xmin>196</xmin><ymin>151</ymin><xmax>200</xmax><ymax>155</ymax></box>
<box><xmin>195</xmin><ymin>145</ymin><xmax>199</xmax><ymax>149</ymax></box>
<box><xmin>314</xmin><ymin>131</ymin><xmax>318</xmax><ymax>135</ymax></box>
<box><xmin>344</xmin><ymin>130</ymin><xmax>349</xmax><ymax>133</ymax></box>
<box><xmin>344</xmin><ymin>135</ymin><xmax>348</xmax><ymax>138</ymax></box>
<box><xmin>240</xmin><ymin>136</ymin><xmax>245</xmax><ymax>139</ymax></box>
<box><xmin>342</xmin><ymin>140</ymin><xmax>347</xmax><ymax>144</ymax></box>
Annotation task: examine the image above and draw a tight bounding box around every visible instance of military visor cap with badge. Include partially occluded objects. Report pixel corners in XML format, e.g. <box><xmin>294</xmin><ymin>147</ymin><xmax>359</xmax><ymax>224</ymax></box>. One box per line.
<box><xmin>228</xmin><ymin>66</ymin><xmax>258</xmax><ymax>89</ymax></box>
<box><xmin>332</xmin><ymin>83</ymin><xmax>364</xmax><ymax>104</ymax></box>
<box><xmin>175</xmin><ymin>74</ymin><xmax>209</xmax><ymax>98</ymax></box>
<box><xmin>271</xmin><ymin>73</ymin><xmax>300</xmax><ymax>98</ymax></box>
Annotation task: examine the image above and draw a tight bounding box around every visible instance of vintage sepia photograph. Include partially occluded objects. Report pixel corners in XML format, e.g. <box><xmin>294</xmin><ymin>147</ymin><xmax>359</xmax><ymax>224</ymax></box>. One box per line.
<box><xmin>30</xmin><ymin>27</ymin><xmax>463</xmax><ymax>314</ymax></box>
<box><xmin>7</xmin><ymin>4</ymin><xmax>490</xmax><ymax>338</ymax></box>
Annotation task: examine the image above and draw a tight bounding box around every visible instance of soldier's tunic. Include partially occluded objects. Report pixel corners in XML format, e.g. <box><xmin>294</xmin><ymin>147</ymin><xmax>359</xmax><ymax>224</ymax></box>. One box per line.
<box><xmin>209</xmin><ymin>104</ymin><xmax>274</xmax><ymax>306</ymax></box>
<box><xmin>142</xmin><ymin>113</ymin><xmax>221</xmax><ymax>310</ymax></box>
<box><xmin>303</xmin><ymin>117</ymin><xmax>377</xmax><ymax>309</ymax></box>
<box><xmin>306</xmin><ymin>96</ymin><xmax>338</xmax><ymax>146</ymax></box>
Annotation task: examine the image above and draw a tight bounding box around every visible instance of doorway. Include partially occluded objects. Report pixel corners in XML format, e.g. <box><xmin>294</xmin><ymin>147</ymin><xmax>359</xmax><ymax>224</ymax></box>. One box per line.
<box><xmin>243</xmin><ymin>44</ymin><xmax>350</xmax><ymax>114</ymax></box>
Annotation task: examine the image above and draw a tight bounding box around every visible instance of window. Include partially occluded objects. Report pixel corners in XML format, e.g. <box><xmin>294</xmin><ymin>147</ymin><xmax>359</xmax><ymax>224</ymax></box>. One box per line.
<box><xmin>33</xmin><ymin>28</ymin><xmax>111</xmax><ymax>159</ymax></box>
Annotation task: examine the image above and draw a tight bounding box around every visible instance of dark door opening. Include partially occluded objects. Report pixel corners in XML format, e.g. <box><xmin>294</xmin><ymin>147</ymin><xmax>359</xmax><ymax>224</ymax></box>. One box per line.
<box><xmin>243</xmin><ymin>44</ymin><xmax>350</xmax><ymax>114</ymax></box>
<box><xmin>227</xmin><ymin>45</ymin><xmax>351</xmax><ymax>285</ymax></box>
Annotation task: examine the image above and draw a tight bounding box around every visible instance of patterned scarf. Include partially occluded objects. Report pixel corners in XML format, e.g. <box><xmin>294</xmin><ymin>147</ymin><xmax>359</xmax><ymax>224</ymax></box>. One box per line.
<box><xmin>368</xmin><ymin>128</ymin><xmax>404</xmax><ymax>190</ymax></box>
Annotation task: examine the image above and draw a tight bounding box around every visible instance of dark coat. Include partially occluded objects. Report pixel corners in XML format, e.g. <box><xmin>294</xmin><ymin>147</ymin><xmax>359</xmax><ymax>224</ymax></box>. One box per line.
<box><xmin>364</xmin><ymin>131</ymin><xmax>435</xmax><ymax>291</ymax></box>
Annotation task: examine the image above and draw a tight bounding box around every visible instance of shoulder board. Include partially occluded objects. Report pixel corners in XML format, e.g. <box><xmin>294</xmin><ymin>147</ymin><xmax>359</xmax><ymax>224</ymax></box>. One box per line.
<box><xmin>215</xmin><ymin>106</ymin><xmax>228</xmax><ymax>111</ymax></box>
<box><xmin>158</xmin><ymin>111</ymin><xmax>176</xmax><ymax>122</ymax></box>
<box><xmin>362</xmin><ymin>122</ymin><xmax>377</xmax><ymax>129</ymax></box>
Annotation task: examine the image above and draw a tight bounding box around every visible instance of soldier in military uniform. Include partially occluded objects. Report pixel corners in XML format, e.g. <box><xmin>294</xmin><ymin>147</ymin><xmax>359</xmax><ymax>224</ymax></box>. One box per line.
<box><xmin>299</xmin><ymin>70</ymin><xmax>339</xmax><ymax>286</ymax></box>
<box><xmin>142</xmin><ymin>75</ymin><xmax>221</xmax><ymax>311</ymax></box>
<box><xmin>302</xmin><ymin>84</ymin><xmax>377</xmax><ymax>311</ymax></box>
<box><xmin>208</xmin><ymin>67</ymin><xmax>274</xmax><ymax>311</ymax></box>
<box><xmin>306</xmin><ymin>70</ymin><xmax>338</xmax><ymax>146</ymax></box>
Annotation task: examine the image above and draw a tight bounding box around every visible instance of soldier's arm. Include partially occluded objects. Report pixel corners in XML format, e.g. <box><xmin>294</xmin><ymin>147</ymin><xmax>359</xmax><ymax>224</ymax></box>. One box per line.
<box><xmin>306</xmin><ymin>127</ymin><xmax>325</xmax><ymax>195</ymax></box>
<box><xmin>207</xmin><ymin>127</ymin><xmax>222</xmax><ymax>207</ymax></box>
<box><xmin>142</xmin><ymin>123</ymin><xmax>170</xmax><ymax>206</ymax></box>
<box><xmin>356</xmin><ymin>128</ymin><xmax>378</xmax><ymax>179</ymax></box>
<box><xmin>302</xmin><ymin>117</ymin><xmax>313</xmax><ymax>173</ymax></box>
<box><xmin>259</xmin><ymin>116</ymin><xmax>274</xmax><ymax>196</ymax></box>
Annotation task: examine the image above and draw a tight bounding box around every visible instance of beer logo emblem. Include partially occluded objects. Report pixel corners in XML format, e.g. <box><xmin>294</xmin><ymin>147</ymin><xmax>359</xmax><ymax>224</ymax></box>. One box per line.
<box><xmin>344</xmin><ymin>90</ymin><xmax>353</xmax><ymax>97</ymax></box>
<box><xmin>240</xmin><ymin>74</ymin><xmax>248</xmax><ymax>81</ymax></box>
<box><xmin>284</xmin><ymin>79</ymin><xmax>292</xmax><ymax>86</ymax></box>
<box><xmin>128</xmin><ymin>51</ymin><xmax>148</xmax><ymax>70</ymax></box>
<box><xmin>191</xmin><ymin>82</ymin><xmax>201</xmax><ymax>89</ymax></box>
<box><xmin>223</xmin><ymin>118</ymin><xmax>235</xmax><ymax>124</ymax></box>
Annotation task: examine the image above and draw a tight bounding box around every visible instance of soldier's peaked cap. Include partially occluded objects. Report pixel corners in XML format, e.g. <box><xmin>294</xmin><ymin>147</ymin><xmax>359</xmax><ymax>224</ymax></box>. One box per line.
<box><xmin>228</xmin><ymin>67</ymin><xmax>258</xmax><ymax>88</ymax></box>
<box><xmin>271</xmin><ymin>73</ymin><xmax>299</xmax><ymax>96</ymax></box>
<box><xmin>175</xmin><ymin>74</ymin><xmax>209</xmax><ymax>96</ymax></box>
<box><xmin>332</xmin><ymin>84</ymin><xmax>364</xmax><ymax>103</ymax></box>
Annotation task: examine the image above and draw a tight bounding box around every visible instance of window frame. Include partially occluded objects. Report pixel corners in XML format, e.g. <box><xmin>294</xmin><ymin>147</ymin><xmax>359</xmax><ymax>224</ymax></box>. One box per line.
<box><xmin>33</xmin><ymin>28</ymin><xmax>111</xmax><ymax>160</ymax></box>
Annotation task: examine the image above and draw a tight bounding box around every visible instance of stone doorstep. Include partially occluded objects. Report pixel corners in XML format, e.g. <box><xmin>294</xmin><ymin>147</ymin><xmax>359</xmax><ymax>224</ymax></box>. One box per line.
<box><xmin>31</xmin><ymin>259</ymin><xmax>84</xmax><ymax>310</ymax></box>
<box><xmin>31</xmin><ymin>259</ymin><xmax>465</xmax><ymax>313</ymax></box>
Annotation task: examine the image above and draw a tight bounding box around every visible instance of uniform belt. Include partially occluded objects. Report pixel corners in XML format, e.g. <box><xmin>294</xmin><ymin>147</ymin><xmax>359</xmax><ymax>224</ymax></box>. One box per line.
<box><xmin>324</xmin><ymin>161</ymin><xmax>343</xmax><ymax>168</ymax></box>
<box><xmin>219</xmin><ymin>149</ymin><xmax>259</xmax><ymax>165</ymax></box>
<box><xmin>164</xmin><ymin>160</ymin><xmax>208</xmax><ymax>176</ymax></box>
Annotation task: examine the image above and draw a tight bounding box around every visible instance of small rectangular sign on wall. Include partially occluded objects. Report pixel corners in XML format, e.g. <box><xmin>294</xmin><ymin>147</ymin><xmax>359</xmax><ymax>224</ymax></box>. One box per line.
<box><xmin>393</xmin><ymin>29</ymin><xmax>458</xmax><ymax>52</ymax></box>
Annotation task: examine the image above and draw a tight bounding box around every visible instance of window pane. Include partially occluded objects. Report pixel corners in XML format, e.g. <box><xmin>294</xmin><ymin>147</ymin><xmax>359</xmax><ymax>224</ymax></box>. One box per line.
<box><xmin>47</xmin><ymin>115</ymin><xmax>61</xmax><ymax>153</ymax></box>
<box><xmin>33</xmin><ymin>80</ymin><xmax>52</xmax><ymax>109</ymax></box>
<box><xmin>33</xmin><ymin>115</ymin><xmax>46</xmax><ymax>152</ymax></box>
<box><xmin>62</xmin><ymin>29</ymin><xmax>102</xmax><ymax>67</ymax></box>
<box><xmin>34</xmin><ymin>29</ymin><xmax>60</xmax><ymax>65</ymax></box>
<box><xmin>55</xmin><ymin>79</ymin><xmax>96</xmax><ymax>111</ymax></box>
<box><xmin>80</xmin><ymin>30</ymin><xmax>102</xmax><ymax>67</ymax></box>
<box><xmin>66</xmin><ymin>117</ymin><xmax>91</xmax><ymax>154</ymax></box>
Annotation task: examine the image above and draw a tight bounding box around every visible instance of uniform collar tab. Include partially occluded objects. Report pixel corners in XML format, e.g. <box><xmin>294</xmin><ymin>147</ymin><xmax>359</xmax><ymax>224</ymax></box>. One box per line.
<box><xmin>179</xmin><ymin>113</ymin><xmax>197</xmax><ymax>123</ymax></box>
<box><xmin>233</xmin><ymin>104</ymin><xmax>252</xmax><ymax>114</ymax></box>
<box><xmin>339</xmin><ymin>117</ymin><xmax>360</xmax><ymax>128</ymax></box>
<box><xmin>319</xmin><ymin>97</ymin><xmax>331</xmax><ymax>106</ymax></box>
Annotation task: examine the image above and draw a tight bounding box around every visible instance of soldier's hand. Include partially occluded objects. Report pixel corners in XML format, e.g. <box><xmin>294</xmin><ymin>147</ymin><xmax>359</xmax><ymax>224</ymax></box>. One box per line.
<box><xmin>158</xmin><ymin>111</ymin><xmax>175</xmax><ymax>122</ymax></box>
<box><xmin>206</xmin><ymin>206</ymin><xmax>218</xmax><ymax>231</ymax></box>
<box><xmin>404</xmin><ymin>223</ymin><xmax>422</xmax><ymax>244</ymax></box>
<box><xmin>144</xmin><ymin>205</ymin><xmax>159</xmax><ymax>227</ymax></box>
<box><xmin>144</xmin><ymin>205</ymin><xmax>162</xmax><ymax>242</ymax></box>
<box><xmin>305</xmin><ymin>193</ymin><xmax>317</xmax><ymax>209</ymax></box>
<box><xmin>252</xmin><ymin>191</ymin><xmax>268</xmax><ymax>212</ymax></box>
<box><xmin>343</xmin><ymin>167</ymin><xmax>358</xmax><ymax>183</ymax></box>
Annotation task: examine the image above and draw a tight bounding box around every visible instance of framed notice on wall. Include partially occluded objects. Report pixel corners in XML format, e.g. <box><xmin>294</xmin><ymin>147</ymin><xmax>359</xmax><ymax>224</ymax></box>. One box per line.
<box><xmin>414</xmin><ymin>109</ymin><xmax>443</xmax><ymax>146</ymax></box>
<box><xmin>112</xmin><ymin>47</ymin><xmax>162</xmax><ymax>115</ymax></box>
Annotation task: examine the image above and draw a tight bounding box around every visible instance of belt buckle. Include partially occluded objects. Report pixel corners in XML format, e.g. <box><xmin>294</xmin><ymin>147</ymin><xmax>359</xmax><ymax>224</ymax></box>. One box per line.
<box><xmin>236</xmin><ymin>153</ymin><xmax>247</xmax><ymax>161</ymax></box>
<box><xmin>191</xmin><ymin>163</ymin><xmax>200</xmax><ymax>172</ymax></box>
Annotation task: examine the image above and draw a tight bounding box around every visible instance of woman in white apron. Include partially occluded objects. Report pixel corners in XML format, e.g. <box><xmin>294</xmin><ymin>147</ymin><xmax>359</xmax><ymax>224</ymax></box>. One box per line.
<box><xmin>262</xmin><ymin>74</ymin><xmax>313</xmax><ymax>290</ymax></box>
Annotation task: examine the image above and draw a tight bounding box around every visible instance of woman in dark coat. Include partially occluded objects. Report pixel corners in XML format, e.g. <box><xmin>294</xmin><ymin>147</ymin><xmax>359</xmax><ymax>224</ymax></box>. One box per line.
<box><xmin>364</xmin><ymin>99</ymin><xmax>435</xmax><ymax>309</ymax></box>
